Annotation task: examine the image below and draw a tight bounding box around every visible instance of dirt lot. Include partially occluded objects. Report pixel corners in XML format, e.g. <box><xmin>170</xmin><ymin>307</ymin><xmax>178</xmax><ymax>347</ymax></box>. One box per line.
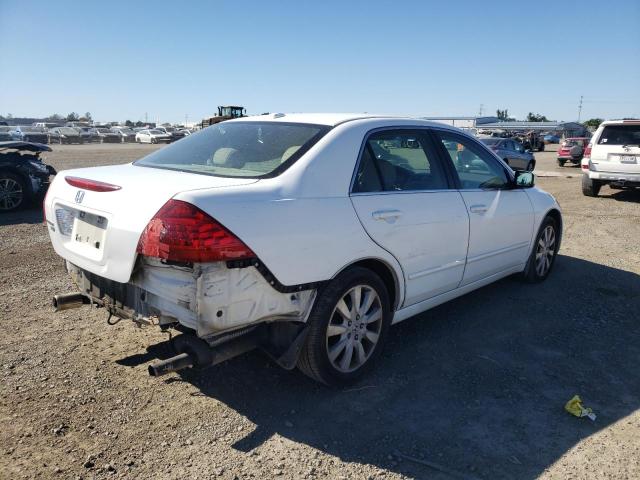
<box><xmin>1</xmin><ymin>143</ymin><xmax>639</xmax><ymax>479</ymax></box>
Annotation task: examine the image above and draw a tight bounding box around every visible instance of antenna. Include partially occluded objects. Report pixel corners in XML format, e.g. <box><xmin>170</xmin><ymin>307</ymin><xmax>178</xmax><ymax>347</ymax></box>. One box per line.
<box><xmin>578</xmin><ymin>96</ymin><xmax>583</xmax><ymax>122</ymax></box>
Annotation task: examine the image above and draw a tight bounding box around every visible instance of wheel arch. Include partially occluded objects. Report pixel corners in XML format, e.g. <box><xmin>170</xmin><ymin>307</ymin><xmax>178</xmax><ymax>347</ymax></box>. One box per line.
<box><xmin>0</xmin><ymin>166</ymin><xmax>30</xmax><ymax>188</ymax></box>
<box><xmin>331</xmin><ymin>257</ymin><xmax>402</xmax><ymax>312</ymax></box>
<box><xmin>544</xmin><ymin>208</ymin><xmax>563</xmax><ymax>251</ymax></box>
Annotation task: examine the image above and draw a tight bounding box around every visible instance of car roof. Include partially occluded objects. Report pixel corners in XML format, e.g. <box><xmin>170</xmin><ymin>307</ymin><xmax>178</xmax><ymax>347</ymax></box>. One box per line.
<box><xmin>600</xmin><ymin>119</ymin><xmax>640</xmax><ymax>126</ymax></box>
<box><xmin>225</xmin><ymin>113</ymin><xmax>463</xmax><ymax>130</ymax></box>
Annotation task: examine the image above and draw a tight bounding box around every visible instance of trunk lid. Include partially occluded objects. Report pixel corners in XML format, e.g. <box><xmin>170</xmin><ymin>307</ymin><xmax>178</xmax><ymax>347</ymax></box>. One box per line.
<box><xmin>45</xmin><ymin>163</ymin><xmax>258</xmax><ymax>282</ymax></box>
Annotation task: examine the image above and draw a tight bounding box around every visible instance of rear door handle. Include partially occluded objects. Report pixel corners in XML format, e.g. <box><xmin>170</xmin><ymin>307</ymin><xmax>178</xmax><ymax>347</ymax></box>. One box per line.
<box><xmin>469</xmin><ymin>204</ymin><xmax>488</xmax><ymax>214</ymax></box>
<box><xmin>372</xmin><ymin>209</ymin><xmax>403</xmax><ymax>222</ymax></box>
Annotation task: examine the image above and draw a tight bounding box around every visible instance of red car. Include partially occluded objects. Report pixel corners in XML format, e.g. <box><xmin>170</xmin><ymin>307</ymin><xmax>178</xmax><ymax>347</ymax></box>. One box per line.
<box><xmin>557</xmin><ymin>137</ymin><xmax>590</xmax><ymax>166</ymax></box>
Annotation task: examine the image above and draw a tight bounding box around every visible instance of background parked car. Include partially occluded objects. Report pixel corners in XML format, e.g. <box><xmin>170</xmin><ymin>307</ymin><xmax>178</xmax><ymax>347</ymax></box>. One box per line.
<box><xmin>543</xmin><ymin>134</ymin><xmax>561</xmax><ymax>144</ymax></box>
<box><xmin>10</xmin><ymin>126</ymin><xmax>49</xmax><ymax>144</ymax></box>
<box><xmin>75</xmin><ymin>127</ymin><xmax>97</xmax><ymax>143</ymax></box>
<box><xmin>0</xmin><ymin>141</ymin><xmax>56</xmax><ymax>212</ymax></box>
<box><xmin>110</xmin><ymin>126</ymin><xmax>136</xmax><ymax>143</ymax></box>
<box><xmin>47</xmin><ymin>129</ymin><xmax>62</xmax><ymax>144</ymax></box>
<box><xmin>0</xmin><ymin>126</ymin><xmax>13</xmax><ymax>141</ymax></box>
<box><xmin>479</xmin><ymin>137</ymin><xmax>536</xmax><ymax>171</ymax></box>
<box><xmin>49</xmin><ymin>127</ymin><xmax>83</xmax><ymax>144</ymax></box>
<box><xmin>155</xmin><ymin>126</ymin><xmax>187</xmax><ymax>142</ymax></box>
<box><xmin>91</xmin><ymin>128</ymin><xmax>121</xmax><ymax>143</ymax></box>
<box><xmin>581</xmin><ymin>120</ymin><xmax>640</xmax><ymax>196</ymax></box>
<box><xmin>135</xmin><ymin>129</ymin><xmax>172</xmax><ymax>144</ymax></box>
<box><xmin>557</xmin><ymin>138</ymin><xmax>590</xmax><ymax>166</ymax></box>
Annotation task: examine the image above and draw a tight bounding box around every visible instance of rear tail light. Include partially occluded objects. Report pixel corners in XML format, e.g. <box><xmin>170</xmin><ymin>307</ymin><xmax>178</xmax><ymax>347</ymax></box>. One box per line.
<box><xmin>137</xmin><ymin>199</ymin><xmax>255</xmax><ymax>263</ymax></box>
<box><xmin>583</xmin><ymin>144</ymin><xmax>592</xmax><ymax>159</ymax></box>
<box><xmin>65</xmin><ymin>176</ymin><xmax>121</xmax><ymax>192</ymax></box>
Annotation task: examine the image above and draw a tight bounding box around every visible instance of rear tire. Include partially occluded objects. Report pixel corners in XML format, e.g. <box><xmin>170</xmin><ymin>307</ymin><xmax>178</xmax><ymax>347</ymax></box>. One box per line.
<box><xmin>582</xmin><ymin>175</ymin><xmax>601</xmax><ymax>197</ymax></box>
<box><xmin>297</xmin><ymin>267</ymin><xmax>391</xmax><ymax>386</ymax></box>
<box><xmin>557</xmin><ymin>159</ymin><xmax>566</xmax><ymax>167</ymax></box>
<box><xmin>522</xmin><ymin>216</ymin><xmax>559</xmax><ymax>283</ymax></box>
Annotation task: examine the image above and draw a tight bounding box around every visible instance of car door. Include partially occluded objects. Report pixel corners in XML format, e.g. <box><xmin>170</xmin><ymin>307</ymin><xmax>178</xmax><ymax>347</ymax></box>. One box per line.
<box><xmin>433</xmin><ymin>130</ymin><xmax>534</xmax><ymax>286</ymax></box>
<box><xmin>350</xmin><ymin>129</ymin><xmax>469</xmax><ymax>307</ymax></box>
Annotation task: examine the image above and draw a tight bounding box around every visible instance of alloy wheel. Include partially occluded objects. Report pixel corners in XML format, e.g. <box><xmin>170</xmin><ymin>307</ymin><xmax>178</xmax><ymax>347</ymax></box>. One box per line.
<box><xmin>0</xmin><ymin>177</ymin><xmax>24</xmax><ymax>211</ymax></box>
<box><xmin>535</xmin><ymin>225</ymin><xmax>556</xmax><ymax>276</ymax></box>
<box><xmin>326</xmin><ymin>285</ymin><xmax>383</xmax><ymax>373</ymax></box>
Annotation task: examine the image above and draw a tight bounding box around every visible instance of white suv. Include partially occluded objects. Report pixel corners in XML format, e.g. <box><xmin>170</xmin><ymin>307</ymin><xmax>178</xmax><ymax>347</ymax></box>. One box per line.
<box><xmin>581</xmin><ymin>120</ymin><xmax>640</xmax><ymax>196</ymax></box>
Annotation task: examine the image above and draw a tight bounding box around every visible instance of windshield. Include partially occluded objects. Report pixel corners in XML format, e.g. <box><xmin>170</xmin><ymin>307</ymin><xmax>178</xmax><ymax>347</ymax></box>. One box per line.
<box><xmin>480</xmin><ymin>138</ymin><xmax>501</xmax><ymax>146</ymax></box>
<box><xmin>60</xmin><ymin>127</ymin><xmax>77</xmax><ymax>134</ymax></box>
<box><xmin>21</xmin><ymin>126</ymin><xmax>44</xmax><ymax>132</ymax></box>
<box><xmin>0</xmin><ymin>127</ymin><xmax>9</xmax><ymax>132</ymax></box>
<box><xmin>97</xmin><ymin>128</ymin><xmax>111</xmax><ymax>133</ymax></box>
<box><xmin>135</xmin><ymin>121</ymin><xmax>329</xmax><ymax>178</ymax></box>
<box><xmin>149</xmin><ymin>129</ymin><xmax>165</xmax><ymax>134</ymax></box>
<box><xmin>597</xmin><ymin>125</ymin><xmax>640</xmax><ymax>146</ymax></box>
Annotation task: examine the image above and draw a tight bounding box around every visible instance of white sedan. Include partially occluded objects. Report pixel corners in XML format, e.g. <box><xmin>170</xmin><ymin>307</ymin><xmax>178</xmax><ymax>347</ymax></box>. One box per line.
<box><xmin>44</xmin><ymin>114</ymin><xmax>562</xmax><ymax>385</ymax></box>
<box><xmin>135</xmin><ymin>129</ymin><xmax>172</xmax><ymax>144</ymax></box>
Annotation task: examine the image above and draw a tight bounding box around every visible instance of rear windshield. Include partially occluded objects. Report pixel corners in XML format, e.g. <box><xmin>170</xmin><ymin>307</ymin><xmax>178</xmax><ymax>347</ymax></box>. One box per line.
<box><xmin>480</xmin><ymin>138</ymin><xmax>501</xmax><ymax>146</ymax></box>
<box><xmin>598</xmin><ymin>125</ymin><xmax>640</xmax><ymax>145</ymax></box>
<box><xmin>135</xmin><ymin>121</ymin><xmax>330</xmax><ymax>178</ymax></box>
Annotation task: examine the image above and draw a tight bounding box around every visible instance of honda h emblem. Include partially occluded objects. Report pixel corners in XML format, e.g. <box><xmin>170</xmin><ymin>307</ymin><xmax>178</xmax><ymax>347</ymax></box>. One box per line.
<box><xmin>75</xmin><ymin>190</ymin><xmax>85</xmax><ymax>204</ymax></box>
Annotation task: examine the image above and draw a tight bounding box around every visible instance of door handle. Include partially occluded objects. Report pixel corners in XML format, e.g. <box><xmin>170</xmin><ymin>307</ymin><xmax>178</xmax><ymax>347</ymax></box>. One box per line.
<box><xmin>469</xmin><ymin>204</ymin><xmax>488</xmax><ymax>214</ymax></box>
<box><xmin>372</xmin><ymin>209</ymin><xmax>403</xmax><ymax>222</ymax></box>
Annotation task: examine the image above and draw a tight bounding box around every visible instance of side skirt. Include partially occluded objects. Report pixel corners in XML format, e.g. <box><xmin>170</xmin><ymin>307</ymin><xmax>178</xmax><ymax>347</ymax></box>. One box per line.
<box><xmin>392</xmin><ymin>264</ymin><xmax>525</xmax><ymax>324</ymax></box>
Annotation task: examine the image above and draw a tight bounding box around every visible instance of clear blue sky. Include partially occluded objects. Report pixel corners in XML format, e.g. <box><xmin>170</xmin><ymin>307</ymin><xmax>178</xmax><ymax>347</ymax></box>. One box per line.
<box><xmin>1</xmin><ymin>0</ymin><xmax>638</xmax><ymax>124</ymax></box>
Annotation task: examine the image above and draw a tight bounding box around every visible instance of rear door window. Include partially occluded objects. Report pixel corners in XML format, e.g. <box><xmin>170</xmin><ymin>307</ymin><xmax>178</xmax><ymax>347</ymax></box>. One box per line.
<box><xmin>352</xmin><ymin>130</ymin><xmax>449</xmax><ymax>193</ymax></box>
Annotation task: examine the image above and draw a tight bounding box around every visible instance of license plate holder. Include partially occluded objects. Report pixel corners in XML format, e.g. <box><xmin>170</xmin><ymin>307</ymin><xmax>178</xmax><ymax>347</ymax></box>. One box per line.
<box><xmin>620</xmin><ymin>155</ymin><xmax>637</xmax><ymax>164</ymax></box>
<box><xmin>72</xmin><ymin>211</ymin><xmax>107</xmax><ymax>250</ymax></box>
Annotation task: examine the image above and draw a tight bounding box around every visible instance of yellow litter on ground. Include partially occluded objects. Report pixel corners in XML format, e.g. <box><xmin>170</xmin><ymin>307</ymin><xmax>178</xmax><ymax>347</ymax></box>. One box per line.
<box><xmin>565</xmin><ymin>395</ymin><xmax>596</xmax><ymax>421</ymax></box>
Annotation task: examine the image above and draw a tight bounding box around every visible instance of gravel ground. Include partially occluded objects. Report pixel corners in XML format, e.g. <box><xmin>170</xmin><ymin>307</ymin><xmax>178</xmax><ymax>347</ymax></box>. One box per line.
<box><xmin>1</xmin><ymin>143</ymin><xmax>639</xmax><ymax>480</ymax></box>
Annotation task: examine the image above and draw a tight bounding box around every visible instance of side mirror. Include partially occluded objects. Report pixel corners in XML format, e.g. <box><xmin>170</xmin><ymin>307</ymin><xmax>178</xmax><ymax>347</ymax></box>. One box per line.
<box><xmin>514</xmin><ymin>171</ymin><xmax>535</xmax><ymax>188</ymax></box>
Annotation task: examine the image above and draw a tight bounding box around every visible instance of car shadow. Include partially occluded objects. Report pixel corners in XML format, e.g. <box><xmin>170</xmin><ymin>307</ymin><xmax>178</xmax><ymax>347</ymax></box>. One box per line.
<box><xmin>0</xmin><ymin>206</ymin><xmax>43</xmax><ymax>226</ymax></box>
<box><xmin>608</xmin><ymin>188</ymin><xmax>640</xmax><ymax>203</ymax></box>
<box><xmin>138</xmin><ymin>255</ymin><xmax>640</xmax><ymax>479</ymax></box>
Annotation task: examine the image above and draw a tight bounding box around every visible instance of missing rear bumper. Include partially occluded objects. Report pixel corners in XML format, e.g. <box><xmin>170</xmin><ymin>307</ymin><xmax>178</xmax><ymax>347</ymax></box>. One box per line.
<box><xmin>65</xmin><ymin>258</ymin><xmax>317</xmax><ymax>339</ymax></box>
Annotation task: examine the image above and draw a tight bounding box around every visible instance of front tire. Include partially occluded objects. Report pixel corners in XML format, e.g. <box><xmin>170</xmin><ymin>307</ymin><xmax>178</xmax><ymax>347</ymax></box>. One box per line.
<box><xmin>0</xmin><ymin>173</ymin><xmax>26</xmax><ymax>212</ymax></box>
<box><xmin>582</xmin><ymin>175</ymin><xmax>601</xmax><ymax>197</ymax></box>
<box><xmin>297</xmin><ymin>267</ymin><xmax>391</xmax><ymax>386</ymax></box>
<box><xmin>557</xmin><ymin>159</ymin><xmax>566</xmax><ymax>167</ymax></box>
<box><xmin>522</xmin><ymin>216</ymin><xmax>559</xmax><ymax>283</ymax></box>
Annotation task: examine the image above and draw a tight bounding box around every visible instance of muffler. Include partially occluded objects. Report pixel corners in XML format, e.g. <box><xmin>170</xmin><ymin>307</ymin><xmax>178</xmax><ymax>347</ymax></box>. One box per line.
<box><xmin>148</xmin><ymin>331</ymin><xmax>259</xmax><ymax>377</ymax></box>
<box><xmin>53</xmin><ymin>293</ymin><xmax>92</xmax><ymax>312</ymax></box>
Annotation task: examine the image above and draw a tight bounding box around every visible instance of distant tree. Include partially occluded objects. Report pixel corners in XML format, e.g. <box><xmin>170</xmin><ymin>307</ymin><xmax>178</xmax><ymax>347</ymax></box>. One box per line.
<box><xmin>84</xmin><ymin>112</ymin><xmax>92</xmax><ymax>121</ymax></box>
<box><xmin>125</xmin><ymin>119</ymin><xmax>134</xmax><ymax>127</ymax></box>
<box><xmin>526</xmin><ymin>112</ymin><xmax>549</xmax><ymax>122</ymax></box>
<box><xmin>66</xmin><ymin>112</ymin><xmax>80</xmax><ymax>121</ymax></box>
<box><xmin>47</xmin><ymin>113</ymin><xmax>63</xmax><ymax>121</ymax></box>
<box><xmin>6</xmin><ymin>113</ymin><xmax>13</xmax><ymax>119</ymax></box>
<box><xmin>583</xmin><ymin>118</ymin><xmax>604</xmax><ymax>129</ymax></box>
<box><xmin>135</xmin><ymin>121</ymin><xmax>144</xmax><ymax>127</ymax></box>
<box><xmin>496</xmin><ymin>109</ymin><xmax>509</xmax><ymax>121</ymax></box>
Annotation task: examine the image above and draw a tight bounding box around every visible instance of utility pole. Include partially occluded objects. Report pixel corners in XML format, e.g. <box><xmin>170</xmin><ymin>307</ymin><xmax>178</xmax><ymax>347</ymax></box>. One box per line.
<box><xmin>478</xmin><ymin>104</ymin><xmax>484</xmax><ymax>116</ymax></box>
<box><xmin>578</xmin><ymin>96</ymin><xmax>583</xmax><ymax>122</ymax></box>
<box><xmin>185</xmin><ymin>114</ymin><xmax>188</xmax><ymax>127</ymax></box>
<box><xmin>144</xmin><ymin>112</ymin><xmax>148</xmax><ymax>124</ymax></box>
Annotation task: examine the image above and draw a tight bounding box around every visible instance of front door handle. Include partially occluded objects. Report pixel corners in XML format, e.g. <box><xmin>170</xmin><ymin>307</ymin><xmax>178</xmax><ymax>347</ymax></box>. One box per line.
<box><xmin>469</xmin><ymin>204</ymin><xmax>488</xmax><ymax>214</ymax></box>
<box><xmin>372</xmin><ymin>209</ymin><xmax>403</xmax><ymax>222</ymax></box>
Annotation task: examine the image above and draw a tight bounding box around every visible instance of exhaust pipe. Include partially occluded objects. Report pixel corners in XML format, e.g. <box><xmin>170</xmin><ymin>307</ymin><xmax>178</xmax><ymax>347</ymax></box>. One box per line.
<box><xmin>148</xmin><ymin>353</ymin><xmax>194</xmax><ymax>377</ymax></box>
<box><xmin>148</xmin><ymin>331</ymin><xmax>259</xmax><ymax>377</ymax></box>
<box><xmin>53</xmin><ymin>293</ymin><xmax>92</xmax><ymax>312</ymax></box>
